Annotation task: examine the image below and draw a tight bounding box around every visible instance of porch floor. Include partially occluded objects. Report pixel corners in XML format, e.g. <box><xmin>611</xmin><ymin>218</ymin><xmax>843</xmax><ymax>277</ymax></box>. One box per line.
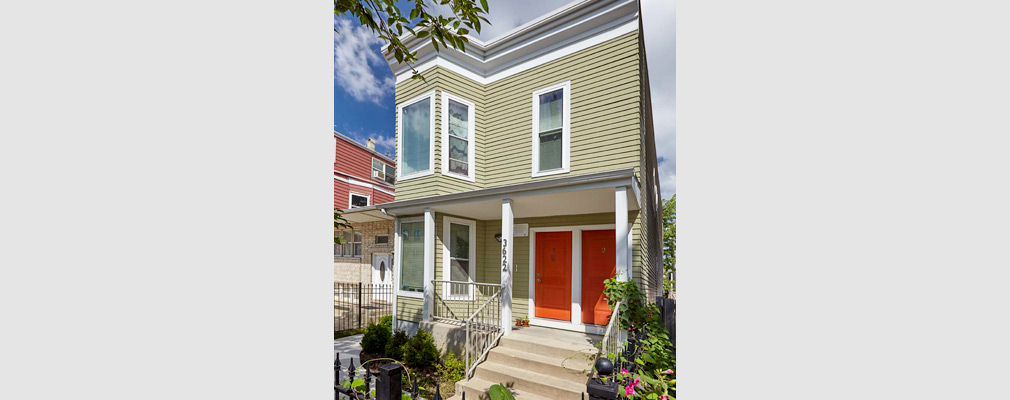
<box><xmin>449</xmin><ymin>325</ymin><xmax>603</xmax><ymax>400</ymax></box>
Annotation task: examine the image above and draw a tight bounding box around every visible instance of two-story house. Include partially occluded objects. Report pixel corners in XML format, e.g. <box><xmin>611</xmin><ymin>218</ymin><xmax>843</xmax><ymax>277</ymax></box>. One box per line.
<box><xmin>334</xmin><ymin>131</ymin><xmax>397</xmax><ymax>285</ymax></box>
<box><xmin>343</xmin><ymin>1</ymin><xmax>662</xmax><ymax>397</ymax></box>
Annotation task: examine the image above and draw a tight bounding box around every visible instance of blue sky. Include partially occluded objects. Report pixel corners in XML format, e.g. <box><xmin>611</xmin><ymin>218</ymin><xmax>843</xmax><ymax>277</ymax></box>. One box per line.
<box><xmin>335</xmin><ymin>0</ymin><xmax>676</xmax><ymax>197</ymax></box>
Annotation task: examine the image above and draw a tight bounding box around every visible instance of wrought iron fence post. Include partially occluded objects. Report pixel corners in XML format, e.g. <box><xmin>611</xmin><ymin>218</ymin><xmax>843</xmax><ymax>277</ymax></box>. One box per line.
<box><xmin>358</xmin><ymin>282</ymin><xmax>363</xmax><ymax>329</ymax></box>
<box><xmin>376</xmin><ymin>362</ymin><xmax>403</xmax><ymax>400</ymax></box>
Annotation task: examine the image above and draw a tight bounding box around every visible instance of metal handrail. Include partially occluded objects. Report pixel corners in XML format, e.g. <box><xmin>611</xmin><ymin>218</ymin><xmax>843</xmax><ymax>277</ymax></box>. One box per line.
<box><xmin>465</xmin><ymin>289</ymin><xmax>503</xmax><ymax>380</ymax></box>
<box><xmin>600</xmin><ymin>300</ymin><xmax>625</xmax><ymax>372</ymax></box>
<box><xmin>429</xmin><ymin>280</ymin><xmax>504</xmax><ymax>381</ymax></box>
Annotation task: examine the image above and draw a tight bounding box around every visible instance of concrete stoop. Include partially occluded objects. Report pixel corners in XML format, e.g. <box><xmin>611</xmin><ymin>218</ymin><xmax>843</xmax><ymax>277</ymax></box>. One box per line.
<box><xmin>448</xmin><ymin>326</ymin><xmax>601</xmax><ymax>400</ymax></box>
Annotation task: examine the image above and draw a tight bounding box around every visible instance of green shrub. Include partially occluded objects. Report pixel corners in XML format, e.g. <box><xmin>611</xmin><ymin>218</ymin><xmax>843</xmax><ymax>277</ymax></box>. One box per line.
<box><xmin>403</xmin><ymin>330</ymin><xmax>439</xmax><ymax>368</ymax></box>
<box><xmin>379</xmin><ymin>315</ymin><xmax>392</xmax><ymax>330</ymax></box>
<box><xmin>438</xmin><ymin>351</ymin><xmax>466</xmax><ymax>392</ymax></box>
<box><xmin>360</xmin><ymin>321</ymin><xmax>391</xmax><ymax>354</ymax></box>
<box><xmin>386</xmin><ymin>329</ymin><xmax>409</xmax><ymax>361</ymax></box>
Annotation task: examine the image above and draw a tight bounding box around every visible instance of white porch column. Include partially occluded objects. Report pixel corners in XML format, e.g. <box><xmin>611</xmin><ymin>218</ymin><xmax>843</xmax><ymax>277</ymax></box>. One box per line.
<box><xmin>501</xmin><ymin>199</ymin><xmax>514</xmax><ymax>335</ymax></box>
<box><xmin>615</xmin><ymin>187</ymin><xmax>631</xmax><ymax>282</ymax></box>
<box><xmin>422</xmin><ymin>208</ymin><xmax>435</xmax><ymax>321</ymax></box>
<box><xmin>391</xmin><ymin>216</ymin><xmax>400</xmax><ymax>329</ymax></box>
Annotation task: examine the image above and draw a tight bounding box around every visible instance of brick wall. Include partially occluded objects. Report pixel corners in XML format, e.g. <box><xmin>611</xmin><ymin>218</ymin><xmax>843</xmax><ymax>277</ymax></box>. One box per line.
<box><xmin>334</xmin><ymin>219</ymin><xmax>395</xmax><ymax>283</ymax></box>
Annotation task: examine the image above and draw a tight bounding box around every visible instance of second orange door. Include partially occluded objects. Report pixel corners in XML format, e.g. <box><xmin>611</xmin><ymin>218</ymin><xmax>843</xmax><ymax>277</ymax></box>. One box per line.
<box><xmin>581</xmin><ymin>229</ymin><xmax>616</xmax><ymax>325</ymax></box>
<box><xmin>534</xmin><ymin>231</ymin><xmax>572</xmax><ymax>321</ymax></box>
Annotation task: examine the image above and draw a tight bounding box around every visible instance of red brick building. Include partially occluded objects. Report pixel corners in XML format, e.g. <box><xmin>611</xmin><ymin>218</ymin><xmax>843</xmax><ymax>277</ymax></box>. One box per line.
<box><xmin>334</xmin><ymin>132</ymin><xmax>395</xmax><ymax>210</ymax></box>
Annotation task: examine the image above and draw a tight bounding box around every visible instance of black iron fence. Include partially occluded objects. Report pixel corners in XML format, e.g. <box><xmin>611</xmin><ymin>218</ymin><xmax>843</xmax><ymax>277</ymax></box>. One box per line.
<box><xmin>335</xmin><ymin>354</ymin><xmax>455</xmax><ymax>400</ymax></box>
<box><xmin>334</xmin><ymin>282</ymin><xmax>393</xmax><ymax>332</ymax></box>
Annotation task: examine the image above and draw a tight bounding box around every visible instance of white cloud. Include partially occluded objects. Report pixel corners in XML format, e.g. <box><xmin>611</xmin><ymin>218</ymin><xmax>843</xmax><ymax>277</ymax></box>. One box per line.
<box><xmin>334</xmin><ymin>18</ymin><xmax>394</xmax><ymax>105</ymax></box>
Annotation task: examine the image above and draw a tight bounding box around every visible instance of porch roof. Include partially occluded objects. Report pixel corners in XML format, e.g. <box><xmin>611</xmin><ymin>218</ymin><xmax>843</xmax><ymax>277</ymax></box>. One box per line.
<box><xmin>337</xmin><ymin>206</ymin><xmax>394</xmax><ymax>223</ymax></box>
<box><xmin>378</xmin><ymin>168</ymin><xmax>641</xmax><ymax>220</ymax></box>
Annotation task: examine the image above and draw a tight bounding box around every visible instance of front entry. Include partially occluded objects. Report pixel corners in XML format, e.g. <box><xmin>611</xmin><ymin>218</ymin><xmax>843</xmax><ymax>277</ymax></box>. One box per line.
<box><xmin>372</xmin><ymin>253</ymin><xmax>391</xmax><ymax>289</ymax></box>
<box><xmin>581</xmin><ymin>230</ymin><xmax>616</xmax><ymax>325</ymax></box>
<box><xmin>534</xmin><ymin>231</ymin><xmax>572</xmax><ymax>321</ymax></box>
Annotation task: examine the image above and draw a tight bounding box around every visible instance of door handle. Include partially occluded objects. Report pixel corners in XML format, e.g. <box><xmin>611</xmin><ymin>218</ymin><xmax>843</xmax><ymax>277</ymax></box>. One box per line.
<box><xmin>536</xmin><ymin>279</ymin><xmax>541</xmax><ymax>282</ymax></box>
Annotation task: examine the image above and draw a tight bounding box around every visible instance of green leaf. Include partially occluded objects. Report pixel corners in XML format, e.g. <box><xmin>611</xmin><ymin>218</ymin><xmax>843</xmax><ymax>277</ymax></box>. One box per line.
<box><xmin>488</xmin><ymin>384</ymin><xmax>515</xmax><ymax>400</ymax></box>
<box><xmin>458</xmin><ymin>28</ymin><xmax>469</xmax><ymax>35</ymax></box>
<box><xmin>416</xmin><ymin>30</ymin><xmax>429</xmax><ymax>38</ymax></box>
<box><xmin>410</xmin><ymin>8</ymin><xmax>419</xmax><ymax>20</ymax></box>
<box><xmin>480</xmin><ymin>0</ymin><xmax>489</xmax><ymax>12</ymax></box>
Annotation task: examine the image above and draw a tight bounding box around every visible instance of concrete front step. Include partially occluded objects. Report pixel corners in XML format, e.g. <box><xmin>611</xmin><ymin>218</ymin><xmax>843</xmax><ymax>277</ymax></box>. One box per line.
<box><xmin>485</xmin><ymin>345</ymin><xmax>593</xmax><ymax>385</ymax></box>
<box><xmin>472</xmin><ymin>360</ymin><xmax>587</xmax><ymax>400</ymax></box>
<box><xmin>451</xmin><ymin>377</ymin><xmax>555</xmax><ymax>400</ymax></box>
<box><xmin>498</xmin><ymin>329</ymin><xmax>600</xmax><ymax>360</ymax></box>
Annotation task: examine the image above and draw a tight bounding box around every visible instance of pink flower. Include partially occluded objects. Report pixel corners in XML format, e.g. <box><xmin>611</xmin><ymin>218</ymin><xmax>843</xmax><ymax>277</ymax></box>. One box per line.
<box><xmin>632</xmin><ymin>376</ymin><xmax>641</xmax><ymax>386</ymax></box>
<box><xmin>625</xmin><ymin>383</ymin><xmax>636</xmax><ymax>396</ymax></box>
<box><xmin>660</xmin><ymin>395</ymin><xmax>669</xmax><ymax>400</ymax></box>
<box><xmin>665</xmin><ymin>369</ymin><xmax>674</xmax><ymax>374</ymax></box>
<box><xmin>621</xmin><ymin>368</ymin><xmax>629</xmax><ymax>375</ymax></box>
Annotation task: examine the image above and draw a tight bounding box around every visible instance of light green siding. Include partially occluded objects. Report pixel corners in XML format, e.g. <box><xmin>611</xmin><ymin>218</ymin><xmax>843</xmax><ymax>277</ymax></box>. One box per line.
<box><xmin>392</xmin><ymin>31</ymin><xmax>642</xmax><ymax>201</ymax></box>
<box><xmin>396</xmin><ymin>211</ymin><xmax>645</xmax><ymax>323</ymax></box>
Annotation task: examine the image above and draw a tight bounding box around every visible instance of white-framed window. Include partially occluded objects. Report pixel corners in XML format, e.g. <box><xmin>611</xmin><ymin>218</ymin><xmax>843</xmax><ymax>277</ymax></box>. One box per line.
<box><xmin>372</xmin><ymin>158</ymin><xmax>396</xmax><ymax>185</ymax></box>
<box><xmin>335</xmin><ymin>230</ymin><xmax>363</xmax><ymax>257</ymax></box>
<box><xmin>531</xmin><ymin>81</ymin><xmax>571</xmax><ymax>177</ymax></box>
<box><xmin>441</xmin><ymin>92</ymin><xmax>476</xmax><ymax>182</ymax></box>
<box><xmin>441</xmin><ymin>216</ymin><xmax>477</xmax><ymax>300</ymax></box>
<box><xmin>397</xmin><ymin>91</ymin><xmax>436</xmax><ymax>181</ymax></box>
<box><xmin>349</xmin><ymin>193</ymin><xmax>369</xmax><ymax>208</ymax></box>
<box><xmin>397</xmin><ymin>217</ymin><xmax>426</xmax><ymax>295</ymax></box>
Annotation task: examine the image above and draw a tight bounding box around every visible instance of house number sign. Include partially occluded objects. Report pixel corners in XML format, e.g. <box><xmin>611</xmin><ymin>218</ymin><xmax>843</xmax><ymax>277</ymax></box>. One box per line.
<box><xmin>501</xmin><ymin>238</ymin><xmax>508</xmax><ymax>272</ymax></box>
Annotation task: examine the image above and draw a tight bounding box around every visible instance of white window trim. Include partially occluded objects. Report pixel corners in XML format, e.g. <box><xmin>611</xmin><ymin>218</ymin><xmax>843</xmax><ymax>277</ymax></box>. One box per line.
<box><xmin>397</xmin><ymin>216</ymin><xmax>425</xmax><ymax>298</ymax></box>
<box><xmin>371</xmin><ymin>157</ymin><xmax>387</xmax><ymax>182</ymax></box>
<box><xmin>531</xmin><ymin>81</ymin><xmax>571</xmax><ymax>177</ymax></box>
<box><xmin>441</xmin><ymin>216</ymin><xmax>477</xmax><ymax>301</ymax></box>
<box><xmin>396</xmin><ymin>91</ymin><xmax>436</xmax><ymax>182</ymax></box>
<box><xmin>440</xmin><ymin>91</ymin><xmax>476</xmax><ymax>183</ymax></box>
<box><xmin>335</xmin><ymin>229</ymin><xmax>363</xmax><ymax>258</ymax></box>
<box><xmin>348</xmin><ymin>193</ymin><xmax>370</xmax><ymax>208</ymax></box>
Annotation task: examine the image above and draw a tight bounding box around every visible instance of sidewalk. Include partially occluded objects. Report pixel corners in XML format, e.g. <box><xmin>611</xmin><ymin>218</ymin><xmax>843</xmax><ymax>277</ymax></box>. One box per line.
<box><xmin>333</xmin><ymin>334</ymin><xmax>363</xmax><ymax>369</ymax></box>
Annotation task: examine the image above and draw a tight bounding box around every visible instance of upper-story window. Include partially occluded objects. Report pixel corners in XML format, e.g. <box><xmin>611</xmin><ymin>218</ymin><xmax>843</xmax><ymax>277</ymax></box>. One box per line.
<box><xmin>371</xmin><ymin>158</ymin><xmax>395</xmax><ymax>185</ymax></box>
<box><xmin>531</xmin><ymin>81</ymin><xmax>571</xmax><ymax>177</ymax></box>
<box><xmin>349</xmin><ymin>193</ymin><xmax>369</xmax><ymax>208</ymax></box>
<box><xmin>441</xmin><ymin>92</ymin><xmax>476</xmax><ymax>182</ymax></box>
<box><xmin>397</xmin><ymin>92</ymin><xmax>436</xmax><ymax>181</ymax></box>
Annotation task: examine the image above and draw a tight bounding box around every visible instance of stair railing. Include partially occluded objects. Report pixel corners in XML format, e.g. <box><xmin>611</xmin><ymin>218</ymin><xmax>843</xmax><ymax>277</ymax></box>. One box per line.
<box><xmin>464</xmin><ymin>287</ymin><xmax>502</xmax><ymax>380</ymax></box>
<box><xmin>600</xmin><ymin>300</ymin><xmax>626</xmax><ymax>372</ymax></box>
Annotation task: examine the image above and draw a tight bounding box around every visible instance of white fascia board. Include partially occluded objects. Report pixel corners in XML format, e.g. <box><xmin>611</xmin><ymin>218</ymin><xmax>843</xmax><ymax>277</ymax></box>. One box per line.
<box><xmin>392</xmin><ymin>6</ymin><xmax>639</xmax><ymax>85</ymax></box>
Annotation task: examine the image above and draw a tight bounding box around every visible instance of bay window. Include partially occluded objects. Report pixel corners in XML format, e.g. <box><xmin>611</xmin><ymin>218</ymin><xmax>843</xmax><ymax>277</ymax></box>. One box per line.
<box><xmin>398</xmin><ymin>219</ymin><xmax>425</xmax><ymax>293</ymax></box>
<box><xmin>441</xmin><ymin>92</ymin><xmax>475</xmax><ymax>182</ymax></box>
<box><xmin>531</xmin><ymin>81</ymin><xmax>571</xmax><ymax>177</ymax></box>
<box><xmin>397</xmin><ymin>92</ymin><xmax>435</xmax><ymax>180</ymax></box>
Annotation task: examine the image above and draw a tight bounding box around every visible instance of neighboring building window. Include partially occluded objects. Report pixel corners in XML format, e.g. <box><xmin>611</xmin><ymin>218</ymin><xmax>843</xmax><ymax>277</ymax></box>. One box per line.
<box><xmin>441</xmin><ymin>92</ymin><xmax>475</xmax><ymax>182</ymax></box>
<box><xmin>349</xmin><ymin>194</ymin><xmax>369</xmax><ymax>208</ymax></box>
<box><xmin>336</xmin><ymin>230</ymin><xmax>362</xmax><ymax>257</ymax></box>
<box><xmin>399</xmin><ymin>220</ymin><xmax>425</xmax><ymax>293</ymax></box>
<box><xmin>397</xmin><ymin>92</ymin><xmax>435</xmax><ymax>180</ymax></box>
<box><xmin>375</xmin><ymin>235</ymin><xmax>389</xmax><ymax>244</ymax></box>
<box><xmin>531</xmin><ymin>81</ymin><xmax>571</xmax><ymax>177</ymax></box>
<box><xmin>442</xmin><ymin>217</ymin><xmax>476</xmax><ymax>299</ymax></box>
<box><xmin>372</xmin><ymin>158</ymin><xmax>396</xmax><ymax>185</ymax></box>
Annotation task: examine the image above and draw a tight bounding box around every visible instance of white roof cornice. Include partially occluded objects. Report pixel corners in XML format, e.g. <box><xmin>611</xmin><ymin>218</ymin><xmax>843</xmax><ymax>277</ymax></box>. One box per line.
<box><xmin>384</xmin><ymin>0</ymin><xmax>639</xmax><ymax>85</ymax></box>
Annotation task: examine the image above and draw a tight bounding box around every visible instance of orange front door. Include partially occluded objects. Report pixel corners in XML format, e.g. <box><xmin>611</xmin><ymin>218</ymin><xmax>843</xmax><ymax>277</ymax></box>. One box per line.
<box><xmin>581</xmin><ymin>229</ymin><xmax>616</xmax><ymax>325</ymax></box>
<box><xmin>534</xmin><ymin>231</ymin><xmax>572</xmax><ymax>321</ymax></box>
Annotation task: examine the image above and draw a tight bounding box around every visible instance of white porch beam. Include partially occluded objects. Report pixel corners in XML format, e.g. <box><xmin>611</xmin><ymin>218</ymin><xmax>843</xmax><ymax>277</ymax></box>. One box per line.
<box><xmin>391</xmin><ymin>217</ymin><xmax>400</xmax><ymax>329</ymax></box>
<box><xmin>501</xmin><ymin>199</ymin><xmax>514</xmax><ymax>335</ymax></box>
<box><xmin>422</xmin><ymin>208</ymin><xmax>435</xmax><ymax>321</ymax></box>
<box><xmin>615</xmin><ymin>187</ymin><xmax>631</xmax><ymax>281</ymax></box>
